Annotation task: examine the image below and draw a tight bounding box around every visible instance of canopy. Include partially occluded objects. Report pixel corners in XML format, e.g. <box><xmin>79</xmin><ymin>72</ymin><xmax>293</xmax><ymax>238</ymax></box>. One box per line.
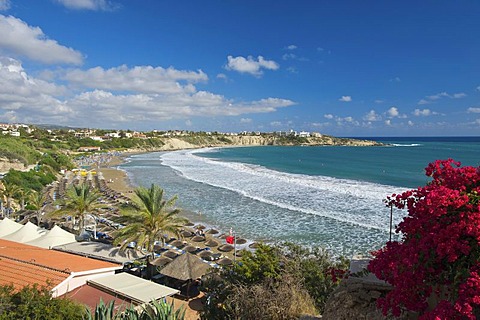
<box><xmin>160</xmin><ymin>253</ymin><xmax>211</xmax><ymax>281</ymax></box>
<box><xmin>88</xmin><ymin>272</ymin><xmax>179</xmax><ymax>304</ymax></box>
<box><xmin>0</xmin><ymin>218</ymin><xmax>23</xmax><ymax>237</ymax></box>
<box><xmin>2</xmin><ymin>221</ymin><xmax>47</xmax><ymax>243</ymax></box>
<box><xmin>26</xmin><ymin>225</ymin><xmax>76</xmax><ymax>249</ymax></box>
<box><xmin>52</xmin><ymin>241</ymin><xmax>144</xmax><ymax>264</ymax></box>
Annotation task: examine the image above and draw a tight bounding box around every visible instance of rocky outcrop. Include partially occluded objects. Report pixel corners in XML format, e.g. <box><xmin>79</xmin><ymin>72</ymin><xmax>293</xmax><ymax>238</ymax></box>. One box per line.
<box><xmin>322</xmin><ymin>278</ymin><xmax>408</xmax><ymax>320</ymax></box>
<box><xmin>0</xmin><ymin>158</ymin><xmax>30</xmax><ymax>174</ymax></box>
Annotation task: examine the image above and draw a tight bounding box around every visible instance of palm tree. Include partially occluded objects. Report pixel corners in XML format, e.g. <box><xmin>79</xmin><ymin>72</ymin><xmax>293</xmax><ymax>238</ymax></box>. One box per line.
<box><xmin>113</xmin><ymin>184</ymin><xmax>187</xmax><ymax>255</ymax></box>
<box><xmin>0</xmin><ymin>182</ymin><xmax>20</xmax><ymax>218</ymax></box>
<box><xmin>28</xmin><ymin>190</ymin><xmax>48</xmax><ymax>226</ymax></box>
<box><xmin>17</xmin><ymin>187</ymin><xmax>31</xmax><ymax>211</ymax></box>
<box><xmin>50</xmin><ymin>183</ymin><xmax>103</xmax><ymax>234</ymax></box>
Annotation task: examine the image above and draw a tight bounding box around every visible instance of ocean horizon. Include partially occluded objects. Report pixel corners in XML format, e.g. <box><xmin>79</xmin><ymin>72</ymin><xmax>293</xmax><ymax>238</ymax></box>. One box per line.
<box><xmin>119</xmin><ymin>136</ymin><xmax>480</xmax><ymax>258</ymax></box>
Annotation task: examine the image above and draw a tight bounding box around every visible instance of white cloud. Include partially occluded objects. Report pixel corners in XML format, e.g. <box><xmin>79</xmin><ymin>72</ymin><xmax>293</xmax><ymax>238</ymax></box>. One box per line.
<box><xmin>0</xmin><ymin>15</ymin><xmax>83</xmax><ymax>65</ymax></box>
<box><xmin>286</xmin><ymin>45</ymin><xmax>297</xmax><ymax>50</ymax></box>
<box><xmin>389</xmin><ymin>77</ymin><xmax>401</xmax><ymax>82</ymax></box>
<box><xmin>338</xmin><ymin>96</ymin><xmax>352</xmax><ymax>102</ymax></box>
<box><xmin>240</xmin><ymin>118</ymin><xmax>252</xmax><ymax>123</ymax></box>
<box><xmin>385</xmin><ymin>119</ymin><xmax>392</xmax><ymax>126</ymax></box>
<box><xmin>418</xmin><ymin>91</ymin><xmax>467</xmax><ymax>105</ymax></box>
<box><xmin>282</xmin><ymin>53</ymin><xmax>296</xmax><ymax>60</ymax></box>
<box><xmin>226</xmin><ymin>55</ymin><xmax>279</xmax><ymax>76</ymax></box>
<box><xmin>63</xmin><ymin>65</ymin><xmax>207</xmax><ymax>94</ymax></box>
<box><xmin>53</xmin><ymin>0</ymin><xmax>117</xmax><ymax>11</ymax></box>
<box><xmin>477</xmin><ymin>86</ymin><xmax>480</xmax><ymax>91</ymax></box>
<box><xmin>387</xmin><ymin>107</ymin><xmax>399</xmax><ymax>117</ymax></box>
<box><xmin>216</xmin><ymin>73</ymin><xmax>228</xmax><ymax>80</ymax></box>
<box><xmin>324</xmin><ymin>114</ymin><xmax>334</xmax><ymax>119</ymax></box>
<box><xmin>363</xmin><ymin>110</ymin><xmax>381</xmax><ymax>121</ymax></box>
<box><xmin>374</xmin><ymin>99</ymin><xmax>384</xmax><ymax>104</ymax></box>
<box><xmin>0</xmin><ymin>57</ymin><xmax>296</xmax><ymax>128</ymax></box>
<box><xmin>286</xmin><ymin>67</ymin><xmax>297</xmax><ymax>74</ymax></box>
<box><xmin>270</xmin><ymin>121</ymin><xmax>282</xmax><ymax>127</ymax></box>
<box><xmin>408</xmin><ymin>120</ymin><xmax>414</xmax><ymax>126</ymax></box>
<box><xmin>413</xmin><ymin>108</ymin><xmax>438</xmax><ymax>116</ymax></box>
<box><xmin>467</xmin><ymin>107</ymin><xmax>480</xmax><ymax>113</ymax></box>
<box><xmin>0</xmin><ymin>0</ymin><xmax>10</xmax><ymax>11</ymax></box>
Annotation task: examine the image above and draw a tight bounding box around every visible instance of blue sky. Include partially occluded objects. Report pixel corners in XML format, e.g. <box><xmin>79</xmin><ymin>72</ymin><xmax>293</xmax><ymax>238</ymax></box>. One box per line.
<box><xmin>0</xmin><ymin>0</ymin><xmax>479</xmax><ymax>136</ymax></box>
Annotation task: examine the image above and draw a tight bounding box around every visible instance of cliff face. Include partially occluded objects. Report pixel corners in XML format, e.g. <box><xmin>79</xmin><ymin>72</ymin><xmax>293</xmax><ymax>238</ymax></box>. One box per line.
<box><xmin>140</xmin><ymin>135</ymin><xmax>382</xmax><ymax>152</ymax></box>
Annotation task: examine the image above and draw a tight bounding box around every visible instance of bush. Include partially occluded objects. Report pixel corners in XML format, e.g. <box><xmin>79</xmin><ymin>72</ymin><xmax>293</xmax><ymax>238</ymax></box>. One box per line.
<box><xmin>368</xmin><ymin>159</ymin><xmax>480</xmax><ymax>319</ymax></box>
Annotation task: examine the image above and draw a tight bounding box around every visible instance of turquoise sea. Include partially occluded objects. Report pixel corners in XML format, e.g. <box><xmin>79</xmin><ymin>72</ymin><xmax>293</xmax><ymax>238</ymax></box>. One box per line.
<box><xmin>119</xmin><ymin>137</ymin><xmax>480</xmax><ymax>257</ymax></box>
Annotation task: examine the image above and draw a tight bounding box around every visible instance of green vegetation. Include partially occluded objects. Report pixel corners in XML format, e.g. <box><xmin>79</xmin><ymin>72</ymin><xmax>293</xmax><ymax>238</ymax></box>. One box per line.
<box><xmin>3</xmin><ymin>169</ymin><xmax>56</xmax><ymax>193</ymax></box>
<box><xmin>0</xmin><ymin>284</ymin><xmax>86</xmax><ymax>320</ymax></box>
<box><xmin>200</xmin><ymin>242</ymin><xmax>349</xmax><ymax>319</ymax></box>
<box><xmin>50</xmin><ymin>184</ymin><xmax>103</xmax><ymax>234</ymax></box>
<box><xmin>86</xmin><ymin>299</ymin><xmax>185</xmax><ymax>320</ymax></box>
<box><xmin>113</xmin><ymin>184</ymin><xmax>187</xmax><ymax>253</ymax></box>
<box><xmin>0</xmin><ymin>134</ymin><xmax>41</xmax><ymax>165</ymax></box>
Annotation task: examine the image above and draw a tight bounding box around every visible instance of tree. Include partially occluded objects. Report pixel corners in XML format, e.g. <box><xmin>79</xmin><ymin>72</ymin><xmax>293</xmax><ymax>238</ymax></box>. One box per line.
<box><xmin>0</xmin><ymin>182</ymin><xmax>20</xmax><ymax>217</ymax></box>
<box><xmin>29</xmin><ymin>190</ymin><xmax>48</xmax><ymax>225</ymax></box>
<box><xmin>0</xmin><ymin>284</ymin><xmax>86</xmax><ymax>319</ymax></box>
<box><xmin>368</xmin><ymin>159</ymin><xmax>480</xmax><ymax>319</ymax></box>
<box><xmin>50</xmin><ymin>184</ymin><xmax>103</xmax><ymax>233</ymax></box>
<box><xmin>113</xmin><ymin>184</ymin><xmax>187</xmax><ymax>254</ymax></box>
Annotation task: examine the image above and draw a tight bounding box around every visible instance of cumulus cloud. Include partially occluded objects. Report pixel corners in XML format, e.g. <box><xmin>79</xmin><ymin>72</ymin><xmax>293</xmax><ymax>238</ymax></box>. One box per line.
<box><xmin>408</xmin><ymin>120</ymin><xmax>414</xmax><ymax>126</ymax></box>
<box><xmin>363</xmin><ymin>110</ymin><xmax>381</xmax><ymax>121</ymax></box>
<box><xmin>0</xmin><ymin>15</ymin><xmax>83</xmax><ymax>65</ymax></box>
<box><xmin>226</xmin><ymin>55</ymin><xmax>279</xmax><ymax>76</ymax></box>
<box><xmin>0</xmin><ymin>56</ymin><xmax>296</xmax><ymax>128</ymax></box>
<box><xmin>286</xmin><ymin>44</ymin><xmax>297</xmax><ymax>50</ymax></box>
<box><xmin>0</xmin><ymin>0</ymin><xmax>10</xmax><ymax>11</ymax></box>
<box><xmin>240</xmin><ymin>118</ymin><xmax>252</xmax><ymax>123</ymax></box>
<box><xmin>53</xmin><ymin>0</ymin><xmax>117</xmax><ymax>11</ymax></box>
<box><xmin>413</xmin><ymin>108</ymin><xmax>438</xmax><ymax>116</ymax></box>
<box><xmin>62</xmin><ymin>65</ymin><xmax>208</xmax><ymax>94</ymax></box>
<box><xmin>467</xmin><ymin>107</ymin><xmax>480</xmax><ymax>113</ymax></box>
<box><xmin>418</xmin><ymin>91</ymin><xmax>467</xmax><ymax>105</ymax></box>
<box><xmin>338</xmin><ymin>96</ymin><xmax>352</xmax><ymax>102</ymax></box>
<box><xmin>324</xmin><ymin>114</ymin><xmax>334</xmax><ymax>119</ymax></box>
<box><xmin>387</xmin><ymin>107</ymin><xmax>399</xmax><ymax>117</ymax></box>
<box><xmin>385</xmin><ymin>119</ymin><xmax>392</xmax><ymax>126</ymax></box>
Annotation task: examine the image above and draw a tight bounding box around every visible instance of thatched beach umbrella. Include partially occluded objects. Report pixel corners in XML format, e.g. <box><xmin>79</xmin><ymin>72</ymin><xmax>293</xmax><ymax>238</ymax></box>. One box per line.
<box><xmin>205</xmin><ymin>239</ymin><xmax>219</xmax><ymax>247</ymax></box>
<box><xmin>218</xmin><ymin>234</ymin><xmax>227</xmax><ymax>239</ymax></box>
<box><xmin>234</xmin><ymin>249</ymin><xmax>247</xmax><ymax>257</ymax></box>
<box><xmin>205</xmin><ymin>228</ymin><xmax>219</xmax><ymax>235</ymax></box>
<box><xmin>217</xmin><ymin>257</ymin><xmax>233</xmax><ymax>266</ymax></box>
<box><xmin>184</xmin><ymin>245</ymin><xmax>198</xmax><ymax>253</ymax></box>
<box><xmin>184</xmin><ymin>221</ymin><xmax>195</xmax><ymax>227</ymax></box>
<box><xmin>236</xmin><ymin>238</ymin><xmax>247</xmax><ymax>245</ymax></box>
<box><xmin>160</xmin><ymin>253</ymin><xmax>211</xmax><ymax>282</ymax></box>
<box><xmin>249</xmin><ymin>242</ymin><xmax>259</xmax><ymax>249</ymax></box>
<box><xmin>218</xmin><ymin>244</ymin><xmax>234</xmax><ymax>252</ymax></box>
<box><xmin>191</xmin><ymin>235</ymin><xmax>206</xmax><ymax>242</ymax></box>
<box><xmin>163</xmin><ymin>250</ymin><xmax>179</xmax><ymax>259</ymax></box>
<box><xmin>151</xmin><ymin>256</ymin><xmax>173</xmax><ymax>267</ymax></box>
<box><xmin>170</xmin><ymin>240</ymin><xmax>185</xmax><ymax>248</ymax></box>
<box><xmin>181</xmin><ymin>230</ymin><xmax>194</xmax><ymax>238</ymax></box>
<box><xmin>198</xmin><ymin>250</ymin><xmax>213</xmax><ymax>259</ymax></box>
<box><xmin>195</xmin><ymin>224</ymin><xmax>206</xmax><ymax>230</ymax></box>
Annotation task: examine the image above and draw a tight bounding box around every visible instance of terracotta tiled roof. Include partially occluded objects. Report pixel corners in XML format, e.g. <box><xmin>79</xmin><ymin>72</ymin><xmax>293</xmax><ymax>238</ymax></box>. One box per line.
<box><xmin>65</xmin><ymin>285</ymin><xmax>132</xmax><ymax>313</ymax></box>
<box><xmin>0</xmin><ymin>239</ymin><xmax>119</xmax><ymax>273</ymax></box>
<box><xmin>0</xmin><ymin>239</ymin><xmax>120</xmax><ymax>291</ymax></box>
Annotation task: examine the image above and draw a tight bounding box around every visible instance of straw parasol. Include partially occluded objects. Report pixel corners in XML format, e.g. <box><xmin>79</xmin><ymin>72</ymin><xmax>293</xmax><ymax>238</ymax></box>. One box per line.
<box><xmin>170</xmin><ymin>240</ymin><xmax>185</xmax><ymax>248</ymax></box>
<box><xmin>205</xmin><ymin>228</ymin><xmax>219</xmax><ymax>235</ymax></box>
<box><xmin>249</xmin><ymin>242</ymin><xmax>259</xmax><ymax>249</ymax></box>
<box><xmin>217</xmin><ymin>234</ymin><xmax>227</xmax><ymax>239</ymax></box>
<box><xmin>160</xmin><ymin>253</ymin><xmax>211</xmax><ymax>281</ymax></box>
<box><xmin>184</xmin><ymin>245</ymin><xmax>198</xmax><ymax>253</ymax></box>
<box><xmin>217</xmin><ymin>257</ymin><xmax>233</xmax><ymax>266</ymax></box>
<box><xmin>198</xmin><ymin>250</ymin><xmax>213</xmax><ymax>259</ymax></box>
<box><xmin>234</xmin><ymin>249</ymin><xmax>247</xmax><ymax>257</ymax></box>
<box><xmin>163</xmin><ymin>250</ymin><xmax>179</xmax><ymax>259</ymax></box>
<box><xmin>218</xmin><ymin>244</ymin><xmax>234</xmax><ymax>252</ymax></box>
<box><xmin>195</xmin><ymin>224</ymin><xmax>206</xmax><ymax>230</ymax></box>
<box><xmin>235</xmin><ymin>238</ymin><xmax>247</xmax><ymax>245</ymax></box>
<box><xmin>191</xmin><ymin>235</ymin><xmax>206</xmax><ymax>242</ymax></box>
<box><xmin>205</xmin><ymin>239</ymin><xmax>219</xmax><ymax>247</ymax></box>
<box><xmin>181</xmin><ymin>230</ymin><xmax>194</xmax><ymax>238</ymax></box>
<box><xmin>184</xmin><ymin>221</ymin><xmax>195</xmax><ymax>227</ymax></box>
<box><xmin>151</xmin><ymin>256</ymin><xmax>173</xmax><ymax>267</ymax></box>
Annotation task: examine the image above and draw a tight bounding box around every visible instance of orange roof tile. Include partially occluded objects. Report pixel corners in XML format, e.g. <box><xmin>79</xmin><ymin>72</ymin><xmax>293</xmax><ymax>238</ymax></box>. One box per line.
<box><xmin>0</xmin><ymin>256</ymin><xmax>68</xmax><ymax>291</ymax></box>
<box><xmin>0</xmin><ymin>239</ymin><xmax>119</xmax><ymax>273</ymax></box>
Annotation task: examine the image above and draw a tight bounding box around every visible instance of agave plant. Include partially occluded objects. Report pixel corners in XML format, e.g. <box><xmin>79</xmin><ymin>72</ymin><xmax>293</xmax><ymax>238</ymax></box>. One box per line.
<box><xmin>86</xmin><ymin>299</ymin><xmax>185</xmax><ymax>320</ymax></box>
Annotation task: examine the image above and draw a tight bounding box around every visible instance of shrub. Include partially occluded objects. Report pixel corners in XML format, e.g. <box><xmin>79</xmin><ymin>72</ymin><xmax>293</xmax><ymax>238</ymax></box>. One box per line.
<box><xmin>368</xmin><ymin>159</ymin><xmax>480</xmax><ymax>319</ymax></box>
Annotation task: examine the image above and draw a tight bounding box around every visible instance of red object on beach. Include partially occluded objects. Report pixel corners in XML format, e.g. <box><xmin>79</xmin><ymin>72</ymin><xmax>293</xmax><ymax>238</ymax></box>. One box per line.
<box><xmin>226</xmin><ymin>236</ymin><xmax>234</xmax><ymax>244</ymax></box>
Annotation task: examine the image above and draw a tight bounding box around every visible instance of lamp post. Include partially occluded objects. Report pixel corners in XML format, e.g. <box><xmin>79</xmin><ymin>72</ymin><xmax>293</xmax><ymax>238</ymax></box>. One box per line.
<box><xmin>389</xmin><ymin>204</ymin><xmax>393</xmax><ymax>242</ymax></box>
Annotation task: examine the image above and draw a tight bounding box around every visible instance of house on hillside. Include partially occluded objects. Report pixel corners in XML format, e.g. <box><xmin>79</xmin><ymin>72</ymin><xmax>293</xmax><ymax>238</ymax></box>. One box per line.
<box><xmin>78</xmin><ymin>146</ymin><xmax>101</xmax><ymax>152</ymax></box>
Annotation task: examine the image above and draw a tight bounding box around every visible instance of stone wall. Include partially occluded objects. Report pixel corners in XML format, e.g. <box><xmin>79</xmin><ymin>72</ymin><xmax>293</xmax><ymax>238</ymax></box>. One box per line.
<box><xmin>322</xmin><ymin>277</ymin><xmax>402</xmax><ymax>320</ymax></box>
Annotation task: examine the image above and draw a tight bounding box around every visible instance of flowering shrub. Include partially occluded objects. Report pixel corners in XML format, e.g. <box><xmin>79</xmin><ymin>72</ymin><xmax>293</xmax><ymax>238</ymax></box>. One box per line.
<box><xmin>368</xmin><ymin>159</ymin><xmax>480</xmax><ymax>319</ymax></box>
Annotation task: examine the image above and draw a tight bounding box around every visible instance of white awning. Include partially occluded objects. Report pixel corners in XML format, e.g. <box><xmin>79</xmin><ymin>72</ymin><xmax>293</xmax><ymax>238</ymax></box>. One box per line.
<box><xmin>1</xmin><ymin>221</ymin><xmax>47</xmax><ymax>242</ymax></box>
<box><xmin>88</xmin><ymin>272</ymin><xmax>179</xmax><ymax>304</ymax></box>
<box><xmin>0</xmin><ymin>218</ymin><xmax>22</xmax><ymax>237</ymax></box>
<box><xmin>26</xmin><ymin>225</ymin><xmax>76</xmax><ymax>249</ymax></box>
